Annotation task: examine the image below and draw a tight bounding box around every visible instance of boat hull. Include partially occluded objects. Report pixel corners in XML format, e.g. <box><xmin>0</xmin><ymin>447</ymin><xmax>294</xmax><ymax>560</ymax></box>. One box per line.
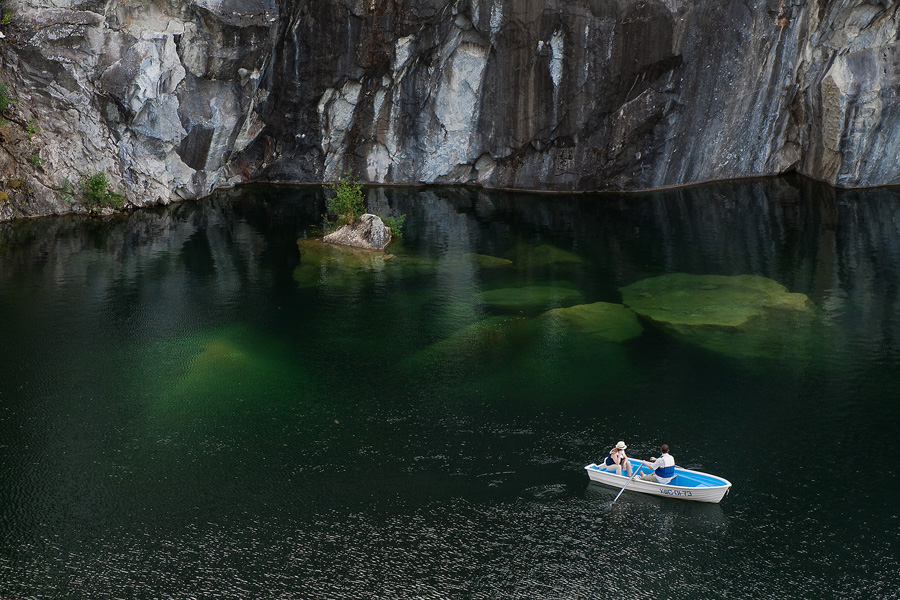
<box><xmin>585</xmin><ymin>459</ymin><xmax>731</xmax><ymax>503</ymax></box>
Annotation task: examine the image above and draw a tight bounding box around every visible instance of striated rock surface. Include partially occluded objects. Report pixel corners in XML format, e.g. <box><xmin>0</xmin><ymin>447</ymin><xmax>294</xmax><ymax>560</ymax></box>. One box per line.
<box><xmin>0</xmin><ymin>0</ymin><xmax>278</xmax><ymax>221</ymax></box>
<box><xmin>323</xmin><ymin>213</ymin><xmax>391</xmax><ymax>249</ymax></box>
<box><xmin>4</xmin><ymin>1</ymin><xmax>900</xmax><ymax>221</ymax></box>
<box><xmin>244</xmin><ymin>0</ymin><xmax>900</xmax><ymax>192</ymax></box>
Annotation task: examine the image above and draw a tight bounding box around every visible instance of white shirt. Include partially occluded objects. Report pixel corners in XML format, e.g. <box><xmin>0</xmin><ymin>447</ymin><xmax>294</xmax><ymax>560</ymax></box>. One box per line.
<box><xmin>649</xmin><ymin>453</ymin><xmax>675</xmax><ymax>484</ymax></box>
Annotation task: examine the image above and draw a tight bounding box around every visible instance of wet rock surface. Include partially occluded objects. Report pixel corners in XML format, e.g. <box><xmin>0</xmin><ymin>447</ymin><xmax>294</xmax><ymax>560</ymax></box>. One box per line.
<box><xmin>3</xmin><ymin>0</ymin><xmax>900</xmax><ymax>221</ymax></box>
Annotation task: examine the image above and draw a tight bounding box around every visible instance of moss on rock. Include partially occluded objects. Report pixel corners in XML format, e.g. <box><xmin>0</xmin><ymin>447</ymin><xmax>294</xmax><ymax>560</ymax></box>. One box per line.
<box><xmin>513</xmin><ymin>243</ymin><xmax>582</xmax><ymax>269</ymax></box>
<box><xmin>619</xmin><ymin>273</ymin><xmax>817</xmax><ymax>358</ymax></box>
<box><xmin>620</xmin><ymin>273</ymin><xmax>810</xmax><ymax>331</ymax></box>
<box><xmin>539</xmin><ymin>302</ymin><xmax>643</xmax><ymax>342</ymax></box>
<box><xmin>293</xmin><ymin>237</ymin><xmax>388</xmax><ymax>288</ymax></box>
<box><xmin>464</xmin><ymin>253</ymin><xmax>513</xmax><ymax>268</ymax></box>
<box><xmin>478</xmin><ymin>283</ymin><xmax>584</xmax><ymax>314</ymax></box>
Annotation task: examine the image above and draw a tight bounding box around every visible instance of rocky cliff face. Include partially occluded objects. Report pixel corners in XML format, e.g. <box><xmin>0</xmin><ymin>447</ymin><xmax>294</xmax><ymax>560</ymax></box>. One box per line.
<box><xmin>0</xmin><ymin>0</ymin><xmax>278</xmax><ymax>220</ymax></box>
<box><xmin>2</xmin><ymin>0</ymin><xmax>900</xmax><ymax>221</ymax></box>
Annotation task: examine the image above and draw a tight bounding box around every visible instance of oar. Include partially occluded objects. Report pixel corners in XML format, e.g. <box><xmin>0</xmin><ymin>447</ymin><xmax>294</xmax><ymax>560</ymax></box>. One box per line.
<box><xmin>612</xmin><ymin>460</ymin><xmax>642</xmax><ymax>503</ymax></box>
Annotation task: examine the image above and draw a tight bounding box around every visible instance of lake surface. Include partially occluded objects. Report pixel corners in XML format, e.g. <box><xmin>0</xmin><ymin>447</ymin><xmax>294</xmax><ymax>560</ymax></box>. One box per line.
<box><xmin>1</xmin><ymin>177</ymin><xmax>898</xmax><ymax>598</ymax></box>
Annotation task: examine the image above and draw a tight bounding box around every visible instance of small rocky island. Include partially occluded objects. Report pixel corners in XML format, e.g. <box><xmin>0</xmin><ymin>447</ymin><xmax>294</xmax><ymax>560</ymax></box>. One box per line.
<box><xmin>323</xmin><ymin>214</ymin><xmax>392</xmax><ymax>251</ymax></box>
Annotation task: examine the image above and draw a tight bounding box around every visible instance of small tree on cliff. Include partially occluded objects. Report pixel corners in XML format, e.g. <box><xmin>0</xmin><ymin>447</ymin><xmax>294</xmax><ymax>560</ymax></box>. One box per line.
<box><xmin>325</xmin><ymin>172</ymin><xmax>364</xmax><ymax>228</ymax></box>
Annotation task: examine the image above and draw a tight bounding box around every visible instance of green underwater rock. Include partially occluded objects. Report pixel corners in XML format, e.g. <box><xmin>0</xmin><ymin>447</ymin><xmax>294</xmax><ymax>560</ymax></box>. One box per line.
<box><xmin>408</xmin><ymin>312</ymin><xmax>639</xmax><ymax>403</ymax></box>
<box><xmin>406</xmin><ymin>315</ymin><xmax>533</xmax><ymax>372</ymax></box>
<box><xmin>464</xmin><ymin>253</ymin><xmax>514</xmax><ymax>268</ymax></box>
<box><xmin>431</xmin><ymin>316</ymin><xmax>532</xmax><ymax>354</ymax></box>
<box><xmin>620</xmin><ymin>273</ymin><xmax>810</xmax><ymax>331</ymax></box>
<box><xmin>293</xmin><ymin>238</ymin><xmax>388</xmax><ymax>288</ymax></box>
<box><xmin>143</xmin><ymin>324</ymin><xmax>307</xmax><ymax>419</ymax></box>
<box><xmin>538</xmin><ymin>302</ymin><xmax>643</xmax><ymax>342</ymax></box>
<box><xmin>478</xmin><ymin>283</ymin><xmax>584</xmax><ymax>314</ymax></box>
<box><xmin>520</xmin><ymin>243</ymin><xmax>583</xmax><ymax>267</ymax></box>
<box><xmin>619</xmin><ymin>273</ymin><xmax>817</xmax><ymax>358</ymax></box>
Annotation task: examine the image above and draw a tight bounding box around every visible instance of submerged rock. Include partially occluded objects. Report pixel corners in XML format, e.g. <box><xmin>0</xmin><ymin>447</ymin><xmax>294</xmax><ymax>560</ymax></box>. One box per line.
<box><xmin>464</xmin><ymin>253</ymin><xmax>513</xmax><ymax>268</ymax></box>
<box><xmin>323</xmin><ymin>214</ymin><xmax>392</xmax><ymax>250</ymax></box>
<box><xmin>294</xmin><ymin>237</ymin><xmax>387</xmax><ymax>288</ymax></box>
<box><xmin>619</xmin><ymin>273</ymin><xmax>816</xmax><ymax>358</ymax></box>
<box><xmin>539</xmin><ymin>302</ymin><xmax>643</xmax><ymax>343</ymax></box>
<box><xmin>620</xmin><ymin>273</ymin><xmax>810</xmax><ymax>332</ymax></box>
<box><xmin>427</xmin><ymin>316</ymin><xmax>532</xmax><ymax>356</ymax></box>
<box><xmin>408</xmin><ymin>311</ymin><xmax>640</xmax><ymax>401</ymax></box>
<box><xmin>512</xmin><ymin>244</ymin><xmax>583</xmax><ymax>269</ymax></box>
<box><xmin>145</xmin><ymin>324</ymin><xmax>307</xmax><ymax>417</ymax></box>
<box><xmin>478</xmin><ymin>283</ymin><xmax>584</xmax><ymax>314</ymax></box>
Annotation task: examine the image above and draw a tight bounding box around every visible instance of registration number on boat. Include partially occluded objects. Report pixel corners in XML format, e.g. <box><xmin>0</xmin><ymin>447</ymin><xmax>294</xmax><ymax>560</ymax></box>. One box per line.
<box><xmin>658</xmin><ymin>489</ymin><xmax>692</xmax><ymax>497</ymax></box>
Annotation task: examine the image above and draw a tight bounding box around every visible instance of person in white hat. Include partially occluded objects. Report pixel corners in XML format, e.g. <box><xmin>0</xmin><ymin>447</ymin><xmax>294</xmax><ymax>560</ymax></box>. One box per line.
<box><xmin>602</xmin><ymin>441</ymin><xmax>633</xmax><ymax>477</ymax></box>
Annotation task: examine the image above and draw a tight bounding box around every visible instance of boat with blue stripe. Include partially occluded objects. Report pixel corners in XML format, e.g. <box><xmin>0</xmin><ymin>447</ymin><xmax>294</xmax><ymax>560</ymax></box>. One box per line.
<box><xmin>584</xmin><ymin>458</ymin><xmax>732</xmax><ymax>503</ymax></box>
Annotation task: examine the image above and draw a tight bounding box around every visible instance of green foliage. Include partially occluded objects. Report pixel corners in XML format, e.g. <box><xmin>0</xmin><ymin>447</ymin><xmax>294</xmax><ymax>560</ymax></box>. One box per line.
<box><xmin>25</xmin><ymin>118</ymin><xmax>38</xmax><ymax>139</ymax></box>
<box><xmin>59</xmin><ymin>178</ymin><xmax>76</xmax><ymax>205</ymax></box>
<box><xmin>79</xmin><ymin>172</ymin><xmax>125</xmax><ymax>211</ymax></box>
<box><xmin>382</xmin><ymin>214</ymin><xmax>406</xmax><ymax>239</ymax></box>
<box><xmin>0</xmin><ymin>4</ymin><xmax>13</xmax><ymax>26</ymax></box>
<box><xmin>60</xmin><ymin>177</ymin><xmax>74</xmax><ymax>196</ymax></box>
<box><xmin>28</xmin><ymin>154</ymin><xmax>42</xmax><ymax>169</ymax></box>
<box><xmin>321</xmin><ymin>171</ymin><xmax>408</xmax><ymax>243</ymax></box>
<box><xmin>324</xmin><ymin>172</ymin><xmax>365</xmax><ymax>228</ymax></box>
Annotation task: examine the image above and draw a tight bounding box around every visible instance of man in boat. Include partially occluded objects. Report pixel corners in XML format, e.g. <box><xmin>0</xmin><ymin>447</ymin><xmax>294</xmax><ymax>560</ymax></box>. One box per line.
<box><xmin>602</xmin><ymin>441</ymin><xmax>633</xmax><ymax>477</ymax></box>
<box><xmin>637</xmin><ymin>444</ymin><xmax>675</xmax><ymax>484</ymax></box>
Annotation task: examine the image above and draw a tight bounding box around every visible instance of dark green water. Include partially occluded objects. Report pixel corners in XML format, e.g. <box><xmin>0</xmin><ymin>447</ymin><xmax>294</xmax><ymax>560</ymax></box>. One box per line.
<box><xmin>1</xmin><ymin>178</ymin><xmax>898</xmax><ymax>598</ymax></box>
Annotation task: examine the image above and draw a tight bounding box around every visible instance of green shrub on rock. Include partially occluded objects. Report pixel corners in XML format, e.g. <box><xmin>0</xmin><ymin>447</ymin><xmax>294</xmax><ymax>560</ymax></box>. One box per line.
<box><xmin>323</xmin><ymin>172</ymin><xmax>407</xmax><ymax>245</ymax></box>
<box><xmin>382</xmin><ymin>214</ymin><xmax>406</xmax><ymax>238</ymax></box>
<box><xmin>79</xmin><ymin>173</ymin><xmax>125</xmax><ymax>211</ymax></box>
<box><xmin>325</xmin><ymin>173</ymin><xmax>364</xmax><ymax>228</ymax></box>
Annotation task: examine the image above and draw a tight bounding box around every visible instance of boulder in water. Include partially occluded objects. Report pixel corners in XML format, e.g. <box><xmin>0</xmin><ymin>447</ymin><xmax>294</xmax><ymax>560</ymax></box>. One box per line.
<box><xmin>324</xmin><ymin>214</ymin><xmax>391</xmax><ymax>250</ymax></box>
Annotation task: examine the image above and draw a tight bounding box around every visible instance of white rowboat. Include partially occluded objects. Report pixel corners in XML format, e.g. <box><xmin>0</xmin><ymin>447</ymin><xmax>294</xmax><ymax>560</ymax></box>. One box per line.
<box><xmin>584</xmin><ymin>459</ymin><xmax>732</xmax><ymax>503</ymax></box>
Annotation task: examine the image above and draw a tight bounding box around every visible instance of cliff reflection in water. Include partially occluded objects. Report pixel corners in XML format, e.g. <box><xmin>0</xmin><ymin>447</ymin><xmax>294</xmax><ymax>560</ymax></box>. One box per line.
<box><xmin>2</xmin><ymin>177</ymin><xmax>900</xmax><ymax>348</ymax></box>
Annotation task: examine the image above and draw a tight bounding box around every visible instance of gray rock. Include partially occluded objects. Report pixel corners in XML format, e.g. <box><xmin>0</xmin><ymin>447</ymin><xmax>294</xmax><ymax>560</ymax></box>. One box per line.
<box><xmin>0</xmin><ymin>0</ymin><xmax>278</xmax><ymax>220</ymax></box>
<box><xmin>323</xmin><ymin>213</ymin><xmax>392</xmax><ymax>250</ymax></box>
<box><xmin>230</xmin><ymin>0</ymin><xmax>900</xmax><ymax>193</ymax></box>
<box><xmin>5</xmin><ymin>0</ymin><xmax>900</xmax><ymax>222</ymax></box>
